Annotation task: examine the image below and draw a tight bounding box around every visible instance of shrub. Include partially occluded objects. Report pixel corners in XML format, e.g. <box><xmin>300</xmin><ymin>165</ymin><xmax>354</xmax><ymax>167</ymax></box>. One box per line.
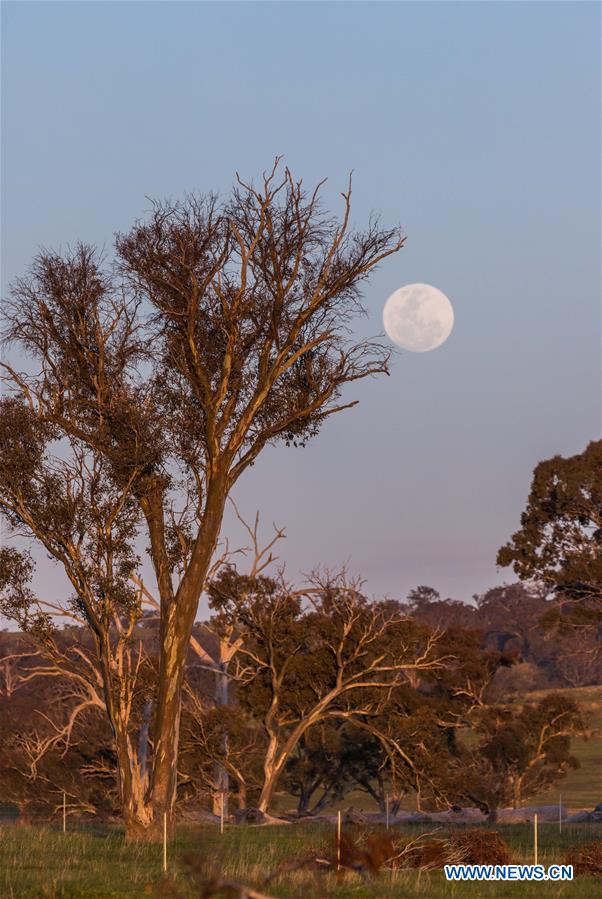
<box><xmin>400</xmin><ymin>829</ymin><xmax>510</xmax><ymax>869</ymax></box>
<box><xmin>335</xmin><ymin>832</ymin><xmax>396</xmax><ymax>874</ymax></box>
<box><xmin>401</xmin><ymin>838</ymin><xmax>449</xmax><ymax>869</ymax></box>
<box><xmin>566</xmin><ymin>841</ymin><xmax>602</xmax><ymax>876</ymax></box>
<box><xmin>450</xmin><ymin>830</ymin><xmax>510</xmax><ymax>865</ymax></box>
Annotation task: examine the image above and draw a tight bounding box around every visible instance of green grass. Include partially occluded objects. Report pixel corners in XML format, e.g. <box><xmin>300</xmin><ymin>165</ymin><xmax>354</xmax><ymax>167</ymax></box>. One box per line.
<box><xmin>2</xmin><ymin>687</ymin><xmax>600</xmax><ymax>897</ymax></box>
<box><xmin>0</xmin><ymin>822</ymin><xmax>600</xmax><ymax>898</ymax></box>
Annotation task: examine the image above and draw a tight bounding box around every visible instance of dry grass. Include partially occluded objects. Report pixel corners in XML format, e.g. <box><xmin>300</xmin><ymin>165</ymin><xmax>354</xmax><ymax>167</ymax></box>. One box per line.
<box><xmin>566</xmin><ymin>840</ymin><xmax>602</xmax><ymax>876</ymax></box>
<box><xmin>394</xmin><ymin>829</ymin><xmax>510</xmax><ymax>869</ymax></box>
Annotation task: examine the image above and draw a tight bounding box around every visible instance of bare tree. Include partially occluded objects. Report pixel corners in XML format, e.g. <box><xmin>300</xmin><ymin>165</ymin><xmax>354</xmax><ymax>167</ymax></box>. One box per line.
<box><xmin>0</xmin><ymin>639</ymin><xmax>119</xmax><ymax>822</ymax></box>
<box><xmin>0</xmin><ymin>160</ymin><xmax>404</xmax><ymax>839</ymax></box>
<box><xmin>0</xmin><ymin>651</ymin><xmax>28</xmax><ymax>699</ymax></box>
<box><xmin>0</xmin><ymin>559</ymin><xmax>154</xmax><ymax>831</ymax></box>
<box><xmin>554</xmin><ymin>631</ymin><xmax>602</xmax><ymax>687</ymax></box>
<box><xmin>208</xmin><ymin>569</ymin><xmax>448</xmax><ymax>813</ymax></box>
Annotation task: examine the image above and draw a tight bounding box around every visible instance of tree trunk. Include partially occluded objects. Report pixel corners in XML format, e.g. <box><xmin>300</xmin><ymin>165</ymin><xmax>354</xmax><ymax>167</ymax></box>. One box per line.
<box><xmin>256</xmin><ymin>690</ymin><xmax>346</xmax><ymax>814</ymax></box>
<box><xmin>297</xmin><ymin>778</ymin><xmax>320</xmax><ymax>816</ymax></box>
<box><xmin>297</xmin><ymin>792</ymin><xmax>309</xmax><ymax>816</ymax></box>
<box><xmin>148</xmin><ymin>488</ymin><xmax>226</xmax><ymax>838</ymax></box>
<box><xmin>115</xmin><ymin>730</ymin><xmax>155</xmax><ymax>843</ymax></box>
<box><xmin>311</xmin><ymin>785</ymin><xmax>343</xmax><ymax>816</ymax></box>
<box><xmin>257</xmin><ymin>734</ymin><xmax>281</xmax><ymax>813</ymax></box>
<box><xmin>236</xmin><ymin>781</ymin><xmax>247</xmax><ymax>810</ymax></box>
<box><xmin>391</xmin><ymin>796</ymin><xmax>403</xmax><ymax>816</ymax></box>
<box><xmin>212</xmin><ymin>659</ymin><xmax>230</xmax><ymax>818</ymax></box>
<box><xmin>93</xmin><ymin>621</ymin><xmax>157</xmax><ymax>842</ymax></box>
<box><xmin>124</xmin><ymin>809</ymin><xmax>157</xmax><ymax>843</ymax></box>
<box><xmin>512</xmin><ymin>777</ymin><xmax>522</xmax><ymax>809</ymax></box>
<box><xmin>354</xmin><ymin>776</ymin><xmax>383</xmax><ymax>810</ymax></box>
<box><xmin>487</xmin><ymin>806</ymin><xmax>499</xmax><ymax>825</ymax></box>
<box><xmin>138</xmin><ymin>700</ymin><xmax>152</xmax><ymax>782</ymax></box>
<box><xmin>148</xmin><ymin>610</ymin><xmax>197</xmax><ymax>834</ymax></box>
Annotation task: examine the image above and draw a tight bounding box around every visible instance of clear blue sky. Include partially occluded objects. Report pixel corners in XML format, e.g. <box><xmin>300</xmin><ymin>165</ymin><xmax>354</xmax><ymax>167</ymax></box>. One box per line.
<box><xmin>2</xmin><ymin>1</ymin><xmax>600</xmax><ymax>608</ymax></box>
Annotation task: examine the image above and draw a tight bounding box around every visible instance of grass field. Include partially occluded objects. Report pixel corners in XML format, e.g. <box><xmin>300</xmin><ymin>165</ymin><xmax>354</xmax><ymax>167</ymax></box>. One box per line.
<box><xmin>0</xmin><ymin>822</ymin><xmax>600</xmax><ymax>899</ymax></box>
<box><xmin>1</xmin><ymin>686</ymin><xmax>600</xmax><ymax>897</ymax></box>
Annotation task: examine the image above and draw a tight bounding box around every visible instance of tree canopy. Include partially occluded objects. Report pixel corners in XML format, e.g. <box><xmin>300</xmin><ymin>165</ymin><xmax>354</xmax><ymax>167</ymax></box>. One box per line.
<box><xmin>498</xmin><ymin>440</ymin><xmax>602</xmax><ymax>614</ymax></box>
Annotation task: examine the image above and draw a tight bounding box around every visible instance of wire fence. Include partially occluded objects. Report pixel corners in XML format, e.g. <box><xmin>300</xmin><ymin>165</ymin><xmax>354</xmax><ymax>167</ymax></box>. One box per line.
<box><xmin>1</xmin><ymin>800</ymin><xmax>600</xmax><ymax>889</ymax></box>
<box><xmin>1</xmin><ymin>796</ymin><xmax>600</xmax><ymax>834</ymax></box>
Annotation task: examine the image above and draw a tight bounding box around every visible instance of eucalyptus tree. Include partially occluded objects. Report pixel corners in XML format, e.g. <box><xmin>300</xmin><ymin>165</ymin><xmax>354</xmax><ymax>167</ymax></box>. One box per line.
<box><xmin>208</xmin><ymin>568</ymin><xmax>447</xmax><ymax>813</ymax></box>
<box><xmin>454</xmin><ymin>693</ymin><xmax>585</xmax><ymax>823</ymax></box>
<box><xmin>0</xmin><ymin>160</ymin><xmax>404</xmax><ymax>840</ymax></box>
<box><xmin>498</xmin><ymin>440</ymin><xmax>602</xmax><ymax>610</ymax></box>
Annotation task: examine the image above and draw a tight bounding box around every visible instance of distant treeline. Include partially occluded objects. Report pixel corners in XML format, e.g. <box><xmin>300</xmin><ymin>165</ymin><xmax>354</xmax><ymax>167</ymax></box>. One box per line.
<box><xmin>407</xmin><ymin>582</ymin><xmax>602</xmax><ymax>695</ymax></box>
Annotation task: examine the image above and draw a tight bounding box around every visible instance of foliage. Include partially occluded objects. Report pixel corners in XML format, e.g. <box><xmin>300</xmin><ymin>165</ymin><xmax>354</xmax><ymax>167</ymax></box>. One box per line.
<box><xmin>282</xmin><ymin>722</ymin><xmax>361</xmax><ymax>816</ymax></box>
<box><xmin>498</xmin><ymin>440</ymin><xmax>602</xmax><ymax>612</ymax></box>
<box><xmin>2</xmin><ymin>598</ymin><xmax>593</xmax><ymax>823</ymax></box>
<box><xmin>409</xmin><ymin>582</ymin><xmax>602</xmax><ymax>691</ymax></box>
<box><xmin>453</xmin><ymin>693</ymin><xmax>586</xmax><ymax>820</ymax></box>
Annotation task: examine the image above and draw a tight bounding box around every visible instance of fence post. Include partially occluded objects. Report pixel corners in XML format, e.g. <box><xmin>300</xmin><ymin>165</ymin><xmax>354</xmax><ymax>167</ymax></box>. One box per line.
<box><xmin>385</xmin><ymin>794</ymin><xmax>389</xmax><ymax>831</ymax></box>
<box><xmin>220</xmin><ymin>792</ymin><xmax>224</xmax><ymax>835</ymax></box>
<box><xmin>533</xmin><ymin>813</ymin><xmax>538</xmax><ymax>865</ymax></box>
<box><xmin>62</xmin><ymin>792</ymin><xmax>66</xmax><ymax>834</ymax></box>
<box><xmin>559</xmin><ymin>794</ymin><xmax>562</xmax><ymax>834</ymax></box>
<box><xmin>337</xmin><ymin>810</ymin><xmax>341</xmax><ymax>872</ymax></box>
<box><xmin>163</xmin><ymin>812</ymin><xmax>167</xmax><ymax>873</ymax></box>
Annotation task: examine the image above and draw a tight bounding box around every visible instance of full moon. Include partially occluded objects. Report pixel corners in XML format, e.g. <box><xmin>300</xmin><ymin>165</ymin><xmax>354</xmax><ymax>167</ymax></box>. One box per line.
<box><xmin>383</xmin><ymin>283</ymin><xmax>454</xmax><ymax>352</ymax></box>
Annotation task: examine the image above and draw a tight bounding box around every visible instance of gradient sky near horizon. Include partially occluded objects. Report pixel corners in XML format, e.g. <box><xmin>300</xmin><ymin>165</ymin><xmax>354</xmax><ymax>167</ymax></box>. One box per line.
<box><xmin>1</xmin><ymin>1</ymin><xmax>600</xmax><ymax>614</ymax></box>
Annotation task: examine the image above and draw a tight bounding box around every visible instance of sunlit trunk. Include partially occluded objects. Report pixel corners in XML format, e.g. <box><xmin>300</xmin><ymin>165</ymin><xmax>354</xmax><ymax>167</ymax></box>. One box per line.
<box><xmin>149</xmin><ymin>487</ymin><xmax>226</xmax><ymax>838</ymax></box>
<box><xmin>257</xmin><ymin>734</ymin><xmax>280</xmax><ymax>812</ymax></box>
<box><xmin>115</xmin><ymin>729</ymin><xmax>155</xmax><ymax>843</ymax></box>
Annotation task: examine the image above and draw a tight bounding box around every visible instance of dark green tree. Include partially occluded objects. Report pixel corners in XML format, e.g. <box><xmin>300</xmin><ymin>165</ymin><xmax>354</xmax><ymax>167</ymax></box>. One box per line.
<box><xmin>454</xmin><ymin>693</ymin><xmax>585</xmax><ymax>822</ymax></box>
<box><xmin>498</xmin><ymin>440</ymin><xmax>602</xmax><ymax>614</ymax></box>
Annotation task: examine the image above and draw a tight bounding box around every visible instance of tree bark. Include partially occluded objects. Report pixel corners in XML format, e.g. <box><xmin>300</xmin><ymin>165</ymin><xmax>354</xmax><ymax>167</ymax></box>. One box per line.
<box><xmin>257</xmin><ymin>734</ymin><xmax>281</xmax><ymax>813</ymax></box>
<box><xmin>212</xmin><ymin>659</ymin><xmax>230</xmax><ymax>818</ymax></box>
<box><xmin>147</xmin><ymin>485</ymin><xmax>226</xmax><ymax>839</ymax></box>
<box><xmin>115</xmin><ymin>732</ymin><xmax>154</xmax><ymax>843</ymax></box>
